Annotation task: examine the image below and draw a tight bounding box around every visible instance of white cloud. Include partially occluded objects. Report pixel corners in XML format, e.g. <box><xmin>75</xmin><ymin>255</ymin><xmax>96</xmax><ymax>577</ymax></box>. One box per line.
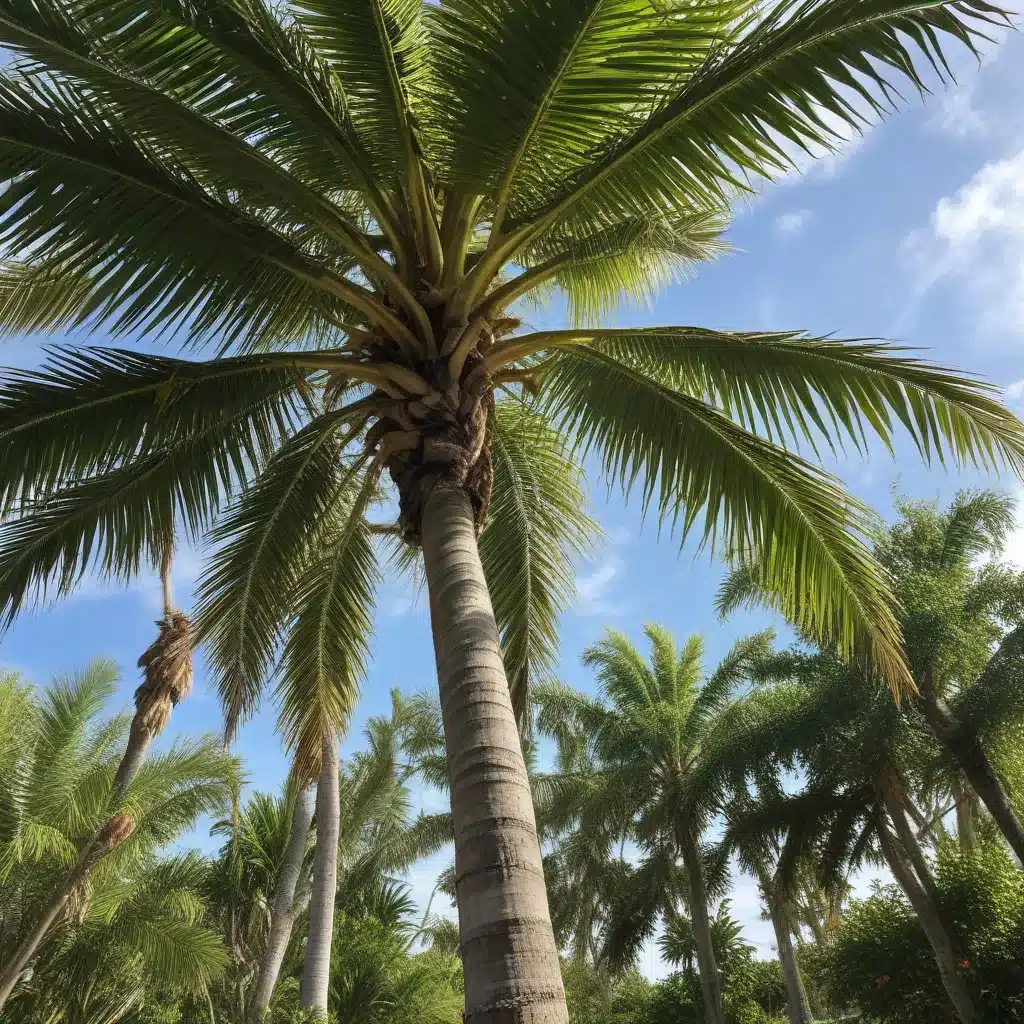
<box><xmin>774</xmin><ymin>209</ymin><xmax>812</xmax><ymax>235</ymax></box>
<box><xmin>1007</xmin><ymin>379</ymin><xmax>1024</xmax><ymax>400</ymax></box>
<box><xmin>1002</xmin><ymin>489</ymin><xmax>1024</xmax><ymax>571</ymax></box>
<box><xmin>930</xmin><ymin>78</ymin><xmax>987</xmax><ymax>139</ymax></box>
<box><xmin>574</xmin><ymin>559</ymin><xmax>622</xmax><ymax>616</ymax></box>
<box><xmin>901</xmin><ymin>148</ymin><xmax>1024</xmax><ymax>337</ymax></box>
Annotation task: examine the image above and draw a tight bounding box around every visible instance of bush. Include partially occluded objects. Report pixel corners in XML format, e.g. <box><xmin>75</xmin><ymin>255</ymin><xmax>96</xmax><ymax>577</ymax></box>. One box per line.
<box><xmin>817</xmin><ymin>841</ymin><xmax>1024</xmax><ymax>1022</ymax></box>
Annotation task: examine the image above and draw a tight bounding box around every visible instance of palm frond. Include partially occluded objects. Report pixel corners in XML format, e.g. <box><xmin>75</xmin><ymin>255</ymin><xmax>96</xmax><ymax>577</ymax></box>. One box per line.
<box><xmin>544</xmin><ymin>345</ymin><xmax>909</xmax><ymax>690</ymax></box>
<box><xmin>0</xmin><ymin>346</ymin><xmax>300</xmax><ymax>512</ymax></box>
<box><xmin>481</xmin><ymin>400</ymin><xmax>598</xmax><ymax>722</ymax></box>
<box><xmin>195</xmin><ymin>413</ymin><xmax>364</xmax><ymax>740</ymax></box>
<box><xmin>275</xmin><ymin>468</ymin><xmax>380</xmax><ymax>782</ymax></box>
<box><xmin>513</xmin><ymin>0</ymin><xmax>1006</xmax><ymax>238</ymax></box>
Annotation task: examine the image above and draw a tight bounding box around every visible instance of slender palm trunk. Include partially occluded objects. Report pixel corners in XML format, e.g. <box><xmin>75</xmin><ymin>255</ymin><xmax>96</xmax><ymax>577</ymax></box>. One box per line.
<box><xmin>919</xmin><ymin>662</ymin><xmax>1024</xmax><ymax>864</ymax></box>
<box><xmin>0</xmin><ymin>554</ymin><xmax>183</xmax><ymax>1012</ymax></box>
<box><xmin>879</xmin><ymin>770</ymin><xmax>938</xmax><ymax>897</ymax></box>
<box><xmin>679</xmin><ymin>830</ymin><xmax>724</xmax><ymax>1024</ymax></box>
<box><xmin>300</xmin><ymin>738</ymin><xmax>340</xmax><ymax>1017</ymax></box>
<box><xmin>769</xmin><ymin>900</ymin><xmax>814</xmax><ymax>1024</ymax></box>
<box><xmin>249</xmin><ymin>784</ymin><xmax>314</xmax><ymax>1022</ymax></box>
<box><xmin>877</xmin><ymin>819</ymin><xmax>978</xmax><ymax>1024</ymax></box>
<box><xmin>953</xmin><ymin>777</ymin><xmax>978</xmax><ymax>854</ymax></box>
<box><xmin>420</xmin><ymin>488</ymin><xmax>567</xmax><ymax>1024</ymax></box>
<box><xmin>755</xmin><ymin>866</ymin><xmax>813</xmax><ymax>1024</ymax></box>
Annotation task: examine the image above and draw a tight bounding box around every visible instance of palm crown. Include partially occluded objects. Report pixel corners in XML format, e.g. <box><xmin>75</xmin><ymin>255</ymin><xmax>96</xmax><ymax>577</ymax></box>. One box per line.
<box><xmin>0</xmin><ymin>0</ymin><xmax>1022</xmax><ymax>750</ymax></box>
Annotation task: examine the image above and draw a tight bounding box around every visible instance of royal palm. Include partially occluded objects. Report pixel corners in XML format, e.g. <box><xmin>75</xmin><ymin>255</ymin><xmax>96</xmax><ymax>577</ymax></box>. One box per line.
<box><xmin>0</xmin><ymin>2</ymin><xmax>1022</xmax><ymax>1019</ymax></box>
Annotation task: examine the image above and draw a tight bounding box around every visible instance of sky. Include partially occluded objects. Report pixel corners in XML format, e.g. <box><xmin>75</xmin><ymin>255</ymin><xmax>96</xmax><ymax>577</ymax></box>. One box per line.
<box><xmin>3</xmin><ymin>24</ymin><xmax>1024</xmax><ymax>976</ymax></box>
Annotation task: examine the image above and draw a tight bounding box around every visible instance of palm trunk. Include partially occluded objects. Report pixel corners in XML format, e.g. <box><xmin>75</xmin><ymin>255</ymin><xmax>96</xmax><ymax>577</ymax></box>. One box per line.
<box><xmin>0</xmin><ymin>555</ymin><xmax>183</xmax><ymax>1013</ymax></box>
<box><xmin>770</xmin><ymin>900</ymin><xmax>814</xmax><ymax>1024</ymax></box>
<box><xmin>249</xmin><ymin>784</ymin><xmax>314</xmax><ymax>1022</ymax></box>
<box><xmin>420</xmin><ymin>488</ymin><xmax>567</xmax><ymax>1024</ymax></box>
<box><xmin>877</xmin><ymin>820</ymin><xmax>978</xmax><ymax>1024</ymax></box>
<box><xmin>919</xmin><ymin>661</ymin><xmax>1024</xmax><ymax>864</ymax></box>
<box><xmin>679</xmin><ymin>830</ymin><xmax>724</xmax><ymax>1024</ymax></box>
<box><xmin>300</xmin><ymin>738</ymin><xmax>340</xmax><ymax>1017</ymax></box>
<box><xmin>879</xmin><ymin>769</ymin><xmax>937</xmax><ymax>897</ymax></box>
<box><xmin>952</xmin><ymin>777</ymin><xmax>978</xmax><ymax>854</ymax></box>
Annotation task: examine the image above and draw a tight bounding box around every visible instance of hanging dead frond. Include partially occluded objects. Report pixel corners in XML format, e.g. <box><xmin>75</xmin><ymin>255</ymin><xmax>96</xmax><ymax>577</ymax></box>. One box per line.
<box><xmin>98</xmin><ymin>811</ymin><xmax>136</xmax><ymax>850</ymax></box>
<box><xmin>134</xmin><ymin>610</ymin><xmax>194</xmax><ymax>740</ymax></box>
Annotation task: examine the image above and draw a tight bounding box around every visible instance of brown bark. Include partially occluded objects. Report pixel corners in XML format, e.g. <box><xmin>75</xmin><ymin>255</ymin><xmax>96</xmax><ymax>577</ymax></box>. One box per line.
<box><xmin>877</xmin><ymin>820</ymin><xmax>978</xmax><ymax>1024</ymax></box>
<box><xmin>679</xmin><ymin>830</ymin><xmax>724</xmax><ymax>1024</ymax></box>
<box><xmin>919</xmin><ymin>666</ymin><xmax>1024</xmax><ymax>865</ymax></box>
<box><xmin>421</xmin><ymin>487</ymin><xmax>567</xmax><ymax>1024</ymax></box>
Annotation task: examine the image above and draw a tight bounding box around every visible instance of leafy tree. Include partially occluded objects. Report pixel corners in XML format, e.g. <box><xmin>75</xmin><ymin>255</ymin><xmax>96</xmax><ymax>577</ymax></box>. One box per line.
<box><xmin>536</xmin><ymin>626</ymin><xmax>773</xmax><ymax>1024</ymax></box>
<box><xmin>0</xmin><ymin>662</ymin><xmax>239</xmax><ymax>1009</ymax></box>
<box><xmin>722</xmin><ymin>648</ymin><xmax>982</xmax><ymax>1023</ymax></box>
<box><xmin>817</xmin><ymin>841</ymin><xmax>1024</xmax><ymax>1022</ymax></box>
<box><xmin>0</xmin><ymin>1</ymin><xmax>1022</xmax><ymax>1017</ymax></box>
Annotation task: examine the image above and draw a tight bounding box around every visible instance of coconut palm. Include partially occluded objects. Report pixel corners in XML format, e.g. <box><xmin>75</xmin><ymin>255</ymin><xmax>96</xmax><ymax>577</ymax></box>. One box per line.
<box><xmin>723</xmin><ymin>647</ymin><xmax>982</xmax><ymax>1023</ymax></box>
<box><xmin>0</xmin><ymin>551</ymin><xmax>197</xmax><ymax>1008</ymax></box>
<box><xmin>535</xmin><ymin>626</ymin><xmax>773</xmax><ymax>1024</ymax></box>
<box><xmin>1</xmin><ymin>3</ymin><xmax>1024</xmax><ymax>1017</ymax></box>
<box><xmin>0</xmin><ymin>662</ymin><xmax>239</xmax><ymax>1009</ymax></box>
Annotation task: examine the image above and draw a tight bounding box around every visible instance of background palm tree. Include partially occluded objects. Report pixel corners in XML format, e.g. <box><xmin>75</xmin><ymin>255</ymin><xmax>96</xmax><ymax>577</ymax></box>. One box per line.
<box><xmin>723</xmin><ymin>646</ymin><xmax>982</xmax><ymax>1023</ymax></box>
<box><xmin>0</xmin><ymin>2</ymin><xmax>1022</xmax><ymax>1017</ymax></box>
<box><xmin>0</xmin><ymin>550</ymin><xmax>196</xmax><ymax>1009</ymax></box>
<box><xmin>535</xmin><ymin>626</ymin><xmax>773</xmax><ymax>1024</ymax></box>
<box><xmin>721</xmin><ymin>490</ymin><xmax>1024</xmax><ymax>861</ymax></box>
<box><xmin>0</xmin><ymin>662</ymin><xmax>239</xmax><ymax>1009</ymax></box>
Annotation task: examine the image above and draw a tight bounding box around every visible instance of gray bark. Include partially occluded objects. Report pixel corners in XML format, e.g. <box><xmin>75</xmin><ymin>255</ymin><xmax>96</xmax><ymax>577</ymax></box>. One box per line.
<box><xmin>769</xmin><ymin>900</ymin><xmax>814</xmax><ymax>1024</ymax></box>
<box><xmin>953</xmin><ymin>777</ymin><xmax>978</xmax><ymax>854</ymax></box>
<box><xmin>919</xmin><ymin>663</ymin><xmax>1024</xmax><ymax>865</ymax></box>
<box><xmin>420</xmin><ymin>488</ymin><xmax>567</xmax><ymax>1024</ymax></box>
<box><xmin>300</xmin><ymin>739</ymin><xmax>340</xmax><ymax>1016</ymax></box>
<box><xmin>249</xmin><ymin>785</ymin><xmax>314</xmax><ymax>1022</ymax></box>
<box><xmin>877</xmin><ymin>820</ymin><xmax>978</xmax><ymax>1024</ymax></box>
<box><xmin>680</xmin><ymin>830</ymin><xmax>724</xmax><ymax>1024</ymax></box>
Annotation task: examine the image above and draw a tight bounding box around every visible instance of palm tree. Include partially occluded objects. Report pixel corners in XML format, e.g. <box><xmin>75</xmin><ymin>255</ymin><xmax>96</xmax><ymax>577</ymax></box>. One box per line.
<box><xmin>1</xmin><ymin>4</ymin><xmax>1024</xmax><ymax>1017</ymax></box>
<box><xmin>0</xmin><ymin>662</ymin><xmax>239</xmax><ymax>1009</ymax></box>
<box><xmin>247</xmin><ymin>781</ymin><xmax>315</xmax><ymax>1022</ymax></box>
<box><xmin>2</xmin><ymin>852</ymin><xmax>228</xmax><ymax>1024</ymax></box>
<box><xmin>722</xmin><ymin>490</ymin><xmax>1024</xmax><ymax>862</ymax></box>
<box><xmin>535</xmin><ymin>626</ymin><xmax>773</xmax><ymax>1024</ymax></box>
<box><xmin>208</xmin><ymin>693</ymin><xmax>451</xmax><ymax>1020</ymax></box>
<box><xmin>723</xmin><ymin>647</ymin><xmax>982</xmax><ymax>1023</ymax></box>
<box><xmin>877</xmin><ymin>491</ymin><xmax>1024</xmax><ymax>861</ymax></box>
<box><xmin>0</xmin><ymin>550</ymin><xmax>197</xmax><ymax>1008</ymax></box>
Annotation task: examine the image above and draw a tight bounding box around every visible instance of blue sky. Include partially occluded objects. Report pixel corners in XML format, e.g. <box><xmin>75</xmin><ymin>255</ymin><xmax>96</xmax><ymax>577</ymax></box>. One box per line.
<box><xmin>3</xmin><ymin>25</ymin><xmax>1024</xmax><ymax>973</ymax></box>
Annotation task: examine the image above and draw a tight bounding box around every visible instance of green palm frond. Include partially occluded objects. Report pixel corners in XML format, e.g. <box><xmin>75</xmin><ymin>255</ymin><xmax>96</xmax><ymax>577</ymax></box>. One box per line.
<box><xmin>275</xmin><ymin>468</ymin><xmax>380</xmax><ymax>781</ymax></box>
<box><xmin>511</xmin><ymin>0</ymin><xmax>1005</xmax><ymax>239</ymax></box>
<box><xmin>119</xmin><ymin>737</ymin><xmax>240</xmax><ymax>857</ymax></box>
<box><xmin>433</xmin><ymin>0</ymin><xmax>754</xmax><ymax>219</ymax></box>
<box><xmin>544</xmin><ymin>345</ymin><xmax>909</xmax><ymax>688</ymax></box>
<box><xmin>0</xmin><ymin>346</ymin><xmax>300</xmax><ymax>512</ymax></box>
<box><xmin>481</xmin><ymin>401</ymin><xmax>598</xmax><ymax>722</ymax></box>
<box><xmin>196</xmin><ymin>414</ymin><xmax>365</xmax><ymax>739</ymax></box>
<box><xmin>683</xmin><ymin>629</ymin><xmax>775</xmax><ymax>749</ymax></box>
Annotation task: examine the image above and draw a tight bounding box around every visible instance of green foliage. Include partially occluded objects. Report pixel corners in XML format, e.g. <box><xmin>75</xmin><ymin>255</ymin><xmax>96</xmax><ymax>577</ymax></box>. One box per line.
<box><xmin>817</xmin><ymin>842</ymin><xmax>1024</xmax><ymax>1022</ymax></box>
<box><xmin>0</xmin><ymin>665</ymin><xmax>238</xmax><ymax>1023</ymax></box>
